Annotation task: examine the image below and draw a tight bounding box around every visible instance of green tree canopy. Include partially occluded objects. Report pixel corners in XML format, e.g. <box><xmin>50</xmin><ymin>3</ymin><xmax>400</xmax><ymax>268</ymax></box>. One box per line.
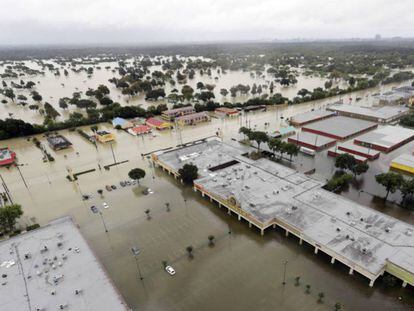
<box><xmin>0</xmin><ymin>204</ymin><xmax>23</xmax><ymax>233</ymax></box>
<box><xmin>128</xmin><ymin>168</ymin><xmax>146</xmax><ymax>184</ymax></box>
<box><xmin>375</xmin><ymin>172</ymin><xmax>404</xmax><ymax>201</ymax></box>
<box><xmin>178</xmin><ymin>163</ymin><xmax>198</xmax><ymax>185</ymax></box>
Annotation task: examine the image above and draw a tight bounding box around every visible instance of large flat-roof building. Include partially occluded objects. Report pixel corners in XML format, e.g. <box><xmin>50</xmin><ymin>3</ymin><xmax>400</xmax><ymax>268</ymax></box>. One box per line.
<box><xmin>289</xmin><ymin>110</ymin><xmax>335</xmax><ymax>126</ymax></box>
<box><xmin>354</xmin><ymin>126</ymin><xmax>414</xmax><ymax>153</ymax></box>
<box><xmin>287</xmin><ymin>131</ymin><xmax>336</xmax><ymax>151</ymax></box>
<box><xmin>335</xmin><ymin>141</ymin><xmax>380</xmax><ymax>160</ymax></box>
<box><xmin>327</xmin><ymin>104</ymin><xmax>410</xmax><ymax>123</ymax></box>
<box><xmin>390</xmin><ymin>153</ymin><xmax>414</xmax><ymax>174</ymax></box>
<box><xmin>301</xmin><ymin>116</ymin><xmax>378</xmax><ymax>140</ymax></box>
<box><xmin>0</xmin><ymin>216</ymin><xmax>128</xmax><ymax>311</ymax></box>
<box><xmin>153</xmin><ymin>139</ymin><xmax>414</xmax><ymax>288</ymax></box>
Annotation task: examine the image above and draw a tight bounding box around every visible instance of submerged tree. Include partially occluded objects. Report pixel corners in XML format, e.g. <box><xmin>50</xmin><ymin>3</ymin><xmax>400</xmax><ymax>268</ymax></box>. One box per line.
<box><xmin>0</xmin><ymin>204</ymin><xmax>23</xmax><ymax>233</ymax></box>
<box><xmin>375</xmin><ymin>172</ymin><xmax>404</xmax><ymax>201</ymax></box>
<box><xmin>128</xmin><ymin>168</ymin><xmax>146</xmax><ymax>185</ymax></box>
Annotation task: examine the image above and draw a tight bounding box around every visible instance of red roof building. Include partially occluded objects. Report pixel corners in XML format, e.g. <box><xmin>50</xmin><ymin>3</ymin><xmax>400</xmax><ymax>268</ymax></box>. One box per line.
<box><xmin>128</xmin><ymin>125</ymin><xmax>152</xmax><ymax>136</ymax></box>
<box><xmin>0</xmin><ymin>148</ymin><xmax>17</xmax><ymax>166</ymax></box>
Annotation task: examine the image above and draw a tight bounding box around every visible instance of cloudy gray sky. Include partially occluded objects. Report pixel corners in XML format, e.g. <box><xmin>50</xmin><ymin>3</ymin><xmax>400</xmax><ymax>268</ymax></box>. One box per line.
<box><xmin>1</xmin><ymin>0</ymin><xmax>413</xmax><ymax>45</ymax></box>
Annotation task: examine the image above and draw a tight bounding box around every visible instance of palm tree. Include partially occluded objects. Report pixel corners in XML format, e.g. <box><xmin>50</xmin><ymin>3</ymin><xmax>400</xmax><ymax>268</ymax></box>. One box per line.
<box><xmin>294</xmin><ymin>276</ymin><xmax>300</xmax><ymax>286</ymax></box>
<box><xmin>318</xmin><ymin>292</ymin><xmax>325</xmax><ymax>303</ymax></box>
<box><xmin>305</xmin><ymin>284</ymin><xmax>311</xmax><ymax>294</ymax></box>
<box><xmin>334</xmin><ymin>302</ymin><xmax>342</xmax><ymax>310</ymax></box>
<box><xmin>186</xmin><ymin>245</ymin><xmax>194</xmax><ymax>258</ymax></box>
<box><xmin>145</xmin><ymin>209</ymin><xmax>151</xmax><ymax>220</ymax></box>
<box><xmin>162</xmin><ymin>260</ymin><xmax>168</xmax><ymax>268</ymax></box>
<box><xmin>165</xmin><ymin>202</ymin><xmax>170</xmax><ymax>212</ymax></box>
<box><xmin>208</xmin><ymin>235</ymin><xmax>215</xmax><ymax>246</ymax></box>
<box><xmin>97</xmin><ymin>189</ymin><xmax>103</xmax><ymax>197</ymax></box>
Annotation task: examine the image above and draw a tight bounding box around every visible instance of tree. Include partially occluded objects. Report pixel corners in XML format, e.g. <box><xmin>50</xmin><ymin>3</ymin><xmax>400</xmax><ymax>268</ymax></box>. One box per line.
<box><xmin>181</xmin><ymin>85</ymin><xmax>194</xmax><ymax>101</ymax></box>
<box><xmin>399</xmin><ymin>178</ymin><xmax>414</xmax><ymax>206</ymax></box>
<box><xmin>324</xmin><ymin>80</ymin><xmax>333</xmax><ymax>89</ymax></box>
<box><xmin>239</xmin><ymin>126</ymin><xmax>251</xmax><ymax>140</ymax></box>
<box><xmin>220</xmin><ymin>88</ymin><xmax>228</xmax><ymax>97</ymax></box>
<box><xmin>305</xmin><ymin>284</ymin><xmax>311</xmax><ymax>294</ymax></box>
<box><xmin>97</xmin><ymin>189</ymin><xmax>103</xmax><ymax>197</ymax></box>
<box><xmin>208</xmin><ymin>235</ymin><xmax>215</xmax><ymax>246</ymax></box>
<box><xmin>334</xmin><ymin>302</ymin><xmax>342</xmax><ymax>311</ymax></box>
<box><xmin>128</xmin><ymin>168</ymin><xmax>146</xmax><ymax>185</ymax></box>
<box><xmin>294</xmin><ymin>276</ymin><xmax>300</xmax><ymax>286</ymax></box>
<box><xmin>250</xmin><ymin>131</ymin><xmax>268</xmax><ymax>150</ymax></box>
<box><xmin>352</xmin><ymin>162</ymin><xmax>369</xmax><ymax>177</ymax></box>
<box><xmin>268</xmin><ymin>138</ymin><xmax>282</xmax><ymax>157</ymax></box>
<box><xmin>144</xmin><ymin>209</ymin><xmax>151</xmax><ymax>220</ymax></box>
<box><xmin>375</xmin><ymin>172</ymin><xmax>404</xmax><ymax>201</ymax></box>
<box><xmin>284</xmin><ymin>143</ymin><xmax>299</xmax><ymax>161</ymax></box>
<box><xmin>318</xmin><ymin>292</ymin><xmax>325</xmax><ymax>303</ymax></box>
<box><xmin>178</xmin><ymin>164</ymin><xmax>198</xmax><ymax>185</ymax></box>
<box><xmin>4</xmin><ymin>89</ymin><xmax>15</xmax><ymax>102</ymax></box>
<box><xmin>335</xmin><ymin>153</ymin><xmax>356</xmax><ymax>171</ymax></box>
<box><xmin>0</xmin><ymin>204</ymin><xmax>23</xmax><ymax>233</ymax></box>
<box><xmin>186</xmin><ymin>245</ymin><xmax>194</xmax><ymax>258</ymax></box>
<box><xmin>165</xmin><ymin>202</ymin><xmax>170</xmax><ymax>212</ymax></box>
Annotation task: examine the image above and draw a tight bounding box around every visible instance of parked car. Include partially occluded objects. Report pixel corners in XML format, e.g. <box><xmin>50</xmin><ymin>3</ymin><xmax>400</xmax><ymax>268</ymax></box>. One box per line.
<box><xmin>102</xmin><ymin>202</ymin><xmax>109</xmax><ymax>209</ymax></box>
<box><xmin>165</xmin><ymin>265</ymin><xmax>175</xmax><ymax>276</ymax></box>
<box><xmin>120</xmin><ymin>181</ymin><xmax>126</xmax><ymax>187</ymax></box>
<box><xmin>111</xmin><ymin>185</ymin><xmax>117</xmax><ymax>190</ymax></box>
<box><xmin>90</xmin><ymin>206</ymin><xmax>98</xmax><ymax>214</ymax></box>
<box><xmin>105</xmin><ymin>185</ymin><xmax>112</xmax><ymax>191</ymax></box>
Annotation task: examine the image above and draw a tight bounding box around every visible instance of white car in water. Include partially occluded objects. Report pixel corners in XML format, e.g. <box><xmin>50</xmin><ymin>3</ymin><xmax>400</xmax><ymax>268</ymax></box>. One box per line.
<box><xmin>102</xmin><ymin>202</ymin><xmax>109</xmax><ymax>209</ymax></box>
<box><xmin>165</xmin><ymin>265</ymin><xmax>175</xmax><ymax>276</ymax></box>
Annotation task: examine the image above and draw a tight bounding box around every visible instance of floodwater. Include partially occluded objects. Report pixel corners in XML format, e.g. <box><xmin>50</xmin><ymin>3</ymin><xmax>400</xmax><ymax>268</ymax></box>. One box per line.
<box><xmin>1</xmin><ymin>60</ymin><xmax>414</xmax><ymax>310</ymax></box>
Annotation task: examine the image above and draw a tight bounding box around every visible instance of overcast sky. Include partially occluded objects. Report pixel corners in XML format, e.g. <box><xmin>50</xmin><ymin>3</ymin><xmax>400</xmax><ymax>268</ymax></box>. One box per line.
<box><xmin>1</xmin><ymin>0</ymin><xmax>413</xmax><ymax>45</ymax></box>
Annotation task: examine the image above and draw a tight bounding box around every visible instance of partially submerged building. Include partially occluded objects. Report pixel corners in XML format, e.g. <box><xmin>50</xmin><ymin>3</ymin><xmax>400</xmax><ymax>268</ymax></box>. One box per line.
<box><xmin>112</xmin><ymin>117</ymin><xmax>134</xmax><ymax>129</ymax></box>
<box><xmin>354</xmin><ymin>126</ymin><xmax>414</xmax><ymax>153</ymax></box>
<box><xmin>146</xmin><ymin>117</ymin><xmax>172</xmax><ymax>130</ymax></box>
<box><xmin>46</xmin><ymin>135</ymin><xmax>72</xmax><ymax>151</ymax></box>
<box><xmin>289</xmin><ymin>110</ymin><xmax>335</xmax><ymax>126</ymax></box>
<box><xmin>95</xmin><ymin>130</ymin><xmax>115</xmax><ymax>143</ymax></box>
<box><xmin>176</xmin><ymin>112</ymin><xmax>210</xmax><ymax>126</ymax></box>
<box><xmin>390</xmin><ymin>153</ymin><xmax>414</xmax><ymax>174</ymax></box>
<box><xmin>128</xmin><ymin>125</ymin><xmax>152</xmax><ymax>136</ymax></box>
<box><xmin>0</xmin><ymin>216</ymin><xmax>128</xmax><ymax>310</ymax></box>
<box><xmin>0</xmin><ymin>147</ymin><xmax>17</xmax><ymax>166</ymax></box>
<box><xmin>215</xmin><ymin>107</ymin><xmax>240</xmax><ymax>118</ymax></box>
<box><xmin>161</xmin><ymin>106</ymin><xmax>195</xmax><ymax>121</ymax></box>
<box><xmin>335</xmin><ymin>141</ymin><xmax>380</xmax><ymax>161</ymax></box>
<box><xmin>152</xmin><ymin>139</ymin><xmax>414</xmax><ymax>288</ymax></box>
<box><xmin>375</xmin><ymin>87</ymin><xmax>414</xmax><ymax>106</ymax></box>
<box><xmin>327</xmin><ymin>104</ymin><xmax>409</xmax><ymax>123</ymax></box>
<box><xmin>302</xmin><ymin>116</ymin><xmax>378</xmax><ymax>140</ymax></box>
<box><xmin>287</xmin><ymin>131</ymin><xmax>336</xmax><ymax>151</ymax></box>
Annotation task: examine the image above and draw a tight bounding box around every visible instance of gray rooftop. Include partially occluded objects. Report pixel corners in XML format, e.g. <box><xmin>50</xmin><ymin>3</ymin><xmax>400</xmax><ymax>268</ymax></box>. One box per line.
<box><xmin>391</xmin><ymin>153</ymin><xmax>414</xmax><ymax>169</ymax></box>
<box><xmin>290</xmin><ymin>110</ymin><xmax>335</xmax><ymax>125</ymax></box>
<box><xmin>327</xmin><ymin>104</ymin><xmax>409</xmax><ymax>122</ymax></box>
<box><xmin>337</xmin><ymin>141</ymin><xmax>381</xmax><ymax>157</ymax></box>
<box><xmin>156</xmin><ymin>139</ymin><xmax>414</xmax><ymax>279</ymax></box>
<box><xmin>0</xmin><ymin>217</ymin><xmax>128</xmax><ymax>311</ymax></box>
<box><xmin>355</xmin><ymin>126</ymin><xmax>414</xmax><ymax>150</ymax></box>
<box><xmin>289</xmin><ymin>131</ymin><xmax>336</xmax><ymax>148</ymax></box>
<box><xmin>302</xmin><ymin>116</ymin><xmax>377</xmax><ymax>139</ymax></box>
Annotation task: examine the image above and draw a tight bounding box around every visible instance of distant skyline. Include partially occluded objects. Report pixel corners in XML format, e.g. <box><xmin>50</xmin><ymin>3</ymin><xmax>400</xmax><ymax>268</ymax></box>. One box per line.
<box><xmin>1</xmin><ymin>0</ymin><xmax>413</xmax><ymax>45</ymax></box>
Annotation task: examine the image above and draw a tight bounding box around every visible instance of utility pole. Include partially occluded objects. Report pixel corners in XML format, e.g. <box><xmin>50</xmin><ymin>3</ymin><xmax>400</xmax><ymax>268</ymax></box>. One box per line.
<box><xmin>15</xmin><ymin>164</ymin><xmax>28</xmax><ymax>189</ymax></box>
<box><xmin>110</xmin><ymin>142</ymin><xmax>117</xmax><ymax>164</ymax></box>
<box><xmin>282</xmin><ymin>260</ymin><xmax>288</xmax><ymax>285</ymax></box>
<box><xmin>99</xmin><ymin>211</ymin><xmax>108</xmax><ymax>233</ymax></box>
<box><xmin>131</xmin><ymin>246</ymin><xmax>144</xmax><ymax>281</ymax></box>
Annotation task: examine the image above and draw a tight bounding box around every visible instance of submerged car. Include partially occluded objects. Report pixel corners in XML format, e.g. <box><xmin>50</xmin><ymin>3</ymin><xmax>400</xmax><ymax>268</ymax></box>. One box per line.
<box><xmin>90</xmin><ymin>206</ymin><xmax>98</xmax><ymax>214</ymax></box>
<box><xmin>165</xmin><ymin>265</ymin><xmax>175</xmax><ymax>276</ymax></box>
<box><xmin>102</xmin><ymin>202</ymin><xmax>109</xmax><ymax>209</ymax></box>
<box><xmin>105</xmin><ymin>185</ymin><xmax>112</xmax><ymax>191</ymax></box>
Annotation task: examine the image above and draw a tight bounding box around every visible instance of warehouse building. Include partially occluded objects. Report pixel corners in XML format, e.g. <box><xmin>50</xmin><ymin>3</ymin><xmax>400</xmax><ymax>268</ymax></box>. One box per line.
<box><xmin>289</xmin><ymin>110</ymin><xmax>335</xmax><ymax>126</ymax></box>
<box><xmin>354</xmin><ymin>126</ymin><xmax>414</xmax><ymax>153</ymax></box>
<box><xmin>162</xmin><ymin>106</ymin><xmax>195</xmax><ymax>121</ymax></box>
<box><xmin>327</xmin><ymin>104</ymin><xmax>409</xmax><ymax>123</ymax></box>
<box><xmin>336</xmin><ymin>141</ymin><xmax>380</xmax><ymax>160</ymax></box>
<box><xmin>152</xmin><ymin>139</ymin><xmax>414</xmax><ymax>288</ymax></box>
<box><xmin>287</xmin><ymin>131</ymin><xmax>336</xmax><ymax>151</ymax></box>
<box><xmin>390</xmin><ymin>153</ymin><xmax>414</xmax><ymax>174</ymax></box>
<box><xmin>302</xmin><ymin>116</ymin><xmax>378</xmax><ymax>140</ymax></box>
<box><xmin>0</xmin><ymin>216</ymin><xmax>128</xmax><ymax>311</ymax></box>
<box><xmin>327</xmin><ymin>147</ymin><xmax>368</xmax><ymax>163</ymax></box>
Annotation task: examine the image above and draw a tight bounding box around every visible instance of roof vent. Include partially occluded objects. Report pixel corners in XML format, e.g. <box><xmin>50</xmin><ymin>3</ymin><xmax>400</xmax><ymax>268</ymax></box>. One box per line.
<box><xmin>336</xmin><ymin>228</ymin><xmax>341</xmax><ymax>232</ymax></box>
<box><xmin>385</xmin><ymin>227</ymin><xmax>391</xmax><ymax>233</ymax></box>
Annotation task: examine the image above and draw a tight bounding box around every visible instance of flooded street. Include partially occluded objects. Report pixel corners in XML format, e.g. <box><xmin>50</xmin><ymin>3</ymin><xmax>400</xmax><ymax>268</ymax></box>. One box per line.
<box><xmin>1</xmin><ymin>76</ymin><xmax>414</xmax><ymax>310</ymax></box>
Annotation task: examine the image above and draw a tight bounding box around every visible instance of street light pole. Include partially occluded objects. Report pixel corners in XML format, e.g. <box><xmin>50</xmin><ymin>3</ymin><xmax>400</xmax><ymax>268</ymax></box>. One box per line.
<box><xmin>282</xmin><ymin>260</ymin><xmax>288</xmax><ymax>285</ymax></box>
<box><xmin>15</xmin><ymin>164</ymin><xmax>28</xmax><ymax>189</ymax></box>
<box><xmin>99</xmin><ymin>211</ymin><xmax>108</xmax><ymax>233</ymax></box>
<box><xmin>131</xmin><ymin>246</ymin><xmax>143</xmax><ymax>281</ymax></box>
<box><xmin>110</xmin><ymin>142</ymin><xmax>117</xmax><ymax>164</ymax></box>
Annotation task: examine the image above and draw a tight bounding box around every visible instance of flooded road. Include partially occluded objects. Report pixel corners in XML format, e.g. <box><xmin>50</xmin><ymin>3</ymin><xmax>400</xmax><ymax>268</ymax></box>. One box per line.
<box><xmin>1</xmin><ymin>60</ymin><xmax>414</xmax><ymax>310</ymax></box>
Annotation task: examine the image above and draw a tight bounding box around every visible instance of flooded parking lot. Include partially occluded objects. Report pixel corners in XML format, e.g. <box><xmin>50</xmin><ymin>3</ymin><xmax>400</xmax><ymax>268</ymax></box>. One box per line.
<box><xmin>1</xmin><ymin>83</ymin><xmax>414</xmax><ymax>310</ymax></box>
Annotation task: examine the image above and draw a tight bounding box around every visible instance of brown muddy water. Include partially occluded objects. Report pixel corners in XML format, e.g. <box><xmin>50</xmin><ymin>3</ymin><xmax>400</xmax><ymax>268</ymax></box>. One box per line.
<box><xmin>1</xmin><ymin>62</ymin><xmax>414</xmax><ymax>310</ymax></box>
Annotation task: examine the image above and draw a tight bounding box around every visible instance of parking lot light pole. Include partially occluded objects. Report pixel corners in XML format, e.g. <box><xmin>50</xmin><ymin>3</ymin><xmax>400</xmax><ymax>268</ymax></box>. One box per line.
<box><xmin>99</xmin><ymin>211</ymin><xmax>108</xmax><ymax>233</ymax></box>
<box><xmin>131</xmin><ymin>246</ymin><xmax>144</xmax><ymax>281</ymax></box>
<box><xmin>282</xmin><ymin>260</ymin><xmax>288</xmax><ymax>285</ymax></box>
